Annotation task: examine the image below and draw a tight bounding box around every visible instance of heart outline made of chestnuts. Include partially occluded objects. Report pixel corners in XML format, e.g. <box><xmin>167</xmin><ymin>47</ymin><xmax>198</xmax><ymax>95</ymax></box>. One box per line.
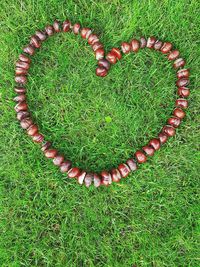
<box><xmin>14</xmin><ymin>19</ymin><xmax>190</xmax><ymax>188</ymax></box>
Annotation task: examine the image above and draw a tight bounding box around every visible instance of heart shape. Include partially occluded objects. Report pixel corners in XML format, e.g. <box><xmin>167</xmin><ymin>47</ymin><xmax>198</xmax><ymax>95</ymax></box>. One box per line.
<box><xmin>14</xmin><ymin>19</ymin><xmax>190</xmax><ymax>188</ymax></box>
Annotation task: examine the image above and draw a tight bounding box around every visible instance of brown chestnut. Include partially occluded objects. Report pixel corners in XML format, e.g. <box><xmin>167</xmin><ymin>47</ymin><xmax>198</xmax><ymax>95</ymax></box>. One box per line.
<box><xmin>177</xmin><ymin>87</ymin><xmax>190</xmax><ymax>98</ymax></box>
<box><xmin>176</xmin><ymin>99</ymin><xmax>188</xmax><ymax>109</ymax></box>
<box><xmin>44</xmin><ymin>149</ymin><xmax>57</xmax><ymax>158</ymax></box>
<box><xmin>154</xmin><ymin>40</ymin><xmax>163</xmax><ymax>50</ymax></box>
<box><xmin>173</xmin><ymin>108</ymin><xmax>186</xmax><ymax>119</ymax></box>
<box><xmin>81</xmin><ymin>28</ymin><xmax>92</xmax><ymax>39</ymax></box>
<box><xmin>111</xmin><ymin>48</ymin><xmax>122</xmax><ymax>60</ymax></box>
<box><xmin>77</xmin><ymin>171</ymin><xmax>86</xmax><ymax>185</ymax></box>
<box><xmin>35</xmin><ymin>30</ymin><xmax>47</xmax><ymax>41</ymax></box>
<box><xmin>20</xmin><ymin>117</ymin><xmax>33</xmax><ymax>129</ymax></box>
<box><xmin>167</xmin><ymin>117</ymin><xmax>181</xmax><ymax>128</ymax></box>
<box><xmin>96</xmin><ymin>67</ymin><xmax>108</xmax><ymax>77</ymax></box>
<box><xmin>162</xmin><ymin>125</ymin><xmax>176</xmax><ymax>137</ymax></box>
<box><xmin>160</xmin><ymin>42</ymin><xmax>172</xmax><ymax>53</ymax></box>
<box><xmin>53</xmin><ymin>155</ymin><xmax>64</xmax><ymax>166</ymax></box>
<box><xmin>135</xmin><ymin>150</ymin><xmax>147</xmax><ymax>163</ymax></box>
<box><xmin>53</xmin><ymin>20</ymin><xmax>61</xmax><ymax>32</ymax></box>
<box><xmin>101</xmin><ymin>171</ymin><xmax>112</xmax><ymax>186</ymax></box>
<box><xmin>98</xmin><ymin>59</ymin><xmax>110</xmax><ymax>70</ymax></box>
<box><xmin>19</xmin><ymin>54</ymin><xmax>31</xmax><ymax>63</ymax></box>
<box><xmin>149</xmin><ymin>138</ymin><xmax>161</xmax><ymax>150</ymax></box>
<box><xmin>95</xmin><ymin>48</ymin><xmax>104</xmax><ymax>60</ymax></box>
<box><xmin>13</xmin><ymin>94</ymin><xmax>26</xmax><ymax>102</ymax></box>
<box><xmin>177</xmin><ymin>69</ymin><xmax>190</xmax><ymax>79</ymax></box>
<box><xmin>16</xmin><ymin>60</ymin><xmax>30</xmax><ymax>70</ymax></box>
<box><xmin>15</xmin><ymin>101</ymin><xmax>28</xmax><ymax>112</ymax></box>
<box><xmin>14</xmin><ymin>87</ymin><xmax>26</xmax><ymax>94</ymax></box>
<box><xmin>131</xmin><ymin>39</ymin><xmax>140</xmax><ymax>52</ymax></box>
<box><xmin>118</xmin><ymin>163</ymin><xmax>131</xmax><ymax>178</ymax></box>
<box><xmin>68</xmin><ymin>167</ymin><xmax>81</xmax><ymax>178</ymax></box>
<box><xmin>30</xmin><ymin>35</ymin><xmax>41</xmax><ymax>48</ymax></box>
<box><xmin>41</xmin><ymin>141</ymin><xmax>52</xmax><ymax>152</ymax></box>
<box><xmin>121</xmin><ymin>42</ymin><xmax>131</xmax><ymax>54</ymax></box>
<box><xmin>142</xmin><ymin>145</ymin><xmax>155</xmax><ymax>156</ymax></box>
<box><xmin>106</xmin><ymin>52</ymin><xmax>117</xmax><ymax>64</ymax></box>
<box><xmin>60</xmin><ymin>160</ymin><xmax>72</xmax><ymax>173</ymax></box>
<box><xmin>23</xmin><ymin>45</ymin><xmax>35</xmax><ymax>56</ymax></box>
<box><xmin>17</xmin><ymin>111</ymin><xmax>29</xmax><ymax>121</ymax></box>
<box><xmin>173</xmin><ymin>58</ymin><xmax>185</xmax><ymax>69</ymax></box>
<box><xmin>93</xmin><ymin>173</ymin><xmax>101</xmax><ymax>188</ymax></box>
<box><xmin>88</xmin><ymin>34</ymin><xmax>99</xmax><ymax>45</ymax></box>
<box><xmin>85</xmin><ymin>173</ymin><xmax>93</xmax><ymax>188</ymax></box>
<box><xmin>126</xmin><ymin>158</ymin><xmax>137</xmax><ymax>171</ymax></box>
<box><xmin>72</xmin><ymin>23</ymin><xmax>80</xmax><ymax>34</ymax></box>
<box><xmin>146</xmin><ymin>36</ymin><xmax>156</xmax><ymax>48</ymax></box>
<box><xmin>45</xmin><ymin>25</ymin><xmax>54</xmax><ymax>36</ymax></box>
<box><xmin>63</xmin><ymin>20</ymin><xmax>71</xmax><ymax>32</ymax></box>
<box><xmin>140</xmin><ymin>37</ymin><xmax>147</xmax><ymax>48</ymax></box>
<box><xmin>176</xmin><ymin>78</ymin><xmax>189</xmax><ymax>87</ymax></box>
<box><xmin>27</xmin><ymin>124</ymin><xmax>38</xmax><ymax>136</ymax></box>
<box><xmin>158</xmin><ymin>132</ymin><xmax>168</xmax><ymax>144</ymax></box>
<box><xmin>32</xmin><ymin>133</ymin><xmax>44</xmax><ymax>143</ymax></box>
<box><xmin>15</xmin><ymin>75</ymin><xmax>27</xmax><ymax>84</ymax></box>
<box><xmin>92</xmin><ymin>42</ymin><xmax>103</xmax><ymax>52</ymax></box>
<box><xmin>111</xmin><ymin>168</ymin><xmax>121</xmax><ymax>182</ymax></box>
<box><xmin>15</xmin><ymin>68</ymin><xmax>28</xmax><ymax>75</ymax></box>
<box><xmin>168</xmin><ymin>50</ymin><xmax>180</xmax><ymax>60</ymax></box>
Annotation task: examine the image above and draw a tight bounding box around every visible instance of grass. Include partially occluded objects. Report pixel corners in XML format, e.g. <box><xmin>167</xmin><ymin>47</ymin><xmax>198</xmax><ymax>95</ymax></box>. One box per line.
<box><xmin>0</xmin><ymin>0</ymin><xmax>199</xmax><ymax>266</ymax></box>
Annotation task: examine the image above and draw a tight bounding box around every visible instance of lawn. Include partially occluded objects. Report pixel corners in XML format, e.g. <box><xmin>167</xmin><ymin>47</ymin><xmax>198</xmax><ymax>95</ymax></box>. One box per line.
<box><xmin>0</xmin><ymin>0</ymin><xmax>199</xmax><ymax>266</ymax></box>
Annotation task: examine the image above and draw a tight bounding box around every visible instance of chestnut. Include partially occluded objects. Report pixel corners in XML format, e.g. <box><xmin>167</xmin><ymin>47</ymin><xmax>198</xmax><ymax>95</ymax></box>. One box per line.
<box><xmin>146</xmin><ymin>36</ymin><xmax>156</xmax><ymax>48</ymax></box>
<box><xmin>140</xmin><ymin>37</ymin><xmax>147</xmax><ymax>48</ymax></box>
<box><xmin>96</xmin><ymin>67</ymin><xmax>108</xmax><ymax>77</ymax></box>
<box><xmin>121</xmin><ymin>42</ymin><xmax>131</xmax><ymax>54</ymax></box>
<box><xmin>72</xmin><ymin>23</ymin><xmax>80</xmax><ymax>34</ymax></box>
<box><xmin>173</xmin><ymin>58</ymin><xmax>185</xmax><ymax>69</ymax></box>
<box><xmin>60</xmin><ymin>160</ymin><xmax>72</xmax><ymax>173</ymax></box>
<box><xmin>15</xmin><ymin>68</ymin><xmax>28</xmax><ymax>75</ymax></box>
<box><xmin>23</xmin><ymin>45</ymin><xmax>35</xmax><ymax>56</ymax></box>
<box><xmin>135</xmin><ymin>150</ymin><xmax>147</xmax><ymax>163</ymax></box>
<box><xmin>88</xmin><ymin>34</ymin><xmax>99</xmax><ymax>45</ymax></box>
<box><xmin>27</xmin><ymin>124</ymin><xmax>38</xmax><ymax>136</ymax></box>
<box><xmin>106</xmin><ymin>52</ymin><xmax>117</xmax><ymax>64</ymax></box>
<box><xmin>176</xmin><ymin>78</ymin><xmax>189</xmax><ymax>87</ymax></box>
<box><xmin>15</xmin><ymin>101</ymin><xmax>28</xmax><ymax>112</ymax></box>
<box><xmin>16</xmin><ymin>60</ymin><xmax>30</xmax><ymax>70</ymax></box>
<box><xmin>93</xmin><ymin>173</ymin><xmax>101</xmax><ymax>188</ymax></box>
<box><xmin>35</xmin><ymin>30</ymin><xmax>47</xmax><ymax>41</ymax></box>
<box><xmin>16</xmin><ymin>111</ymin><xmax>29</xmax><ymax>121</ymax></box>
<box><xmin>167</xmin><ymin>117</ymin><xmax>181</xmax><ymax>128</ymax></box>
<box><xmin>162</xmin><ymin>125</ymin><xmax>176</xmax><ymax>137</ymax></box>
<box><xmin>14</xmin><ymin>87</ymin><xmax>26</xmax><ymax>94</ymax></box>
<box><xmin>101</xmin><ymin>171</ymin><xmax>112</xmax><ymax>186</ymax></box>
<box><xmin>158</xmin><ymin>132</ymin><xmax>168</xmax><ymax>144</ymax></box>
<box><xmin>173</xmin><ymin>108</ymin><xmax>186</xmax><ymax>119</ymax></box>
<box><xmin>41</xmin><ymin>141</ymin><xmax>52</xmax><ymax>152</ymax></box>
<box><xmin>98</xmin><ymin>59</ymin><xmax>110</xmax><ymax>70</ymax></box>
<box><xmin>177</xmin><ymin>69</ymin><xmax>189</xmax><ymax>79</ymax></box>
<box><xmin>142</xmin><ymin>146</ymin><xmax>155</xmax><ymax>156</ymax></box>
<box><xmin>111</xmin><ymin>48</ymin><xmax>122</xmax><ymax>60</ymax></box>
<box><xmin>63</xmin><ymin>20</ymin><xmax>71</xmax><ymax>32</ymax></box>
<box><xmin>95</xmin><ymin>48</ymin><xmax>104</xmax><ymax>60</ymax></box>
<box><xmin>53</xmin><ymin>20</ymin><xmax>61</xmax><ymax>32</ymax></box>
<box><xmin>160</xmin><ymin>42</ymin><xmax>172</xmax><ymax>53</ymax></box>
<box><xmin>118</xmin><ymin>163</ymin><xmax>131</xmax><ymax>178</ymax></box>
<box><xmin>44</xmin><ymin>149</ymin><xmax>58</xmax><ymax>158</ymax></box>
<box><xmin>81</xmin><ymin>28</ymin><xmax>92</xmax><ymax>39</ymax></box>
<box><xmin>167</xmin><ymin>50</ymin><xmax>180</xmax><ymax>60</ymax></box>
<box><xmin>177</xmin><ymin>87</ymin><xmax>190</xmax><ymax>98</ymax></box>
<box><xmin>149</xmin><ymin>138</ymin><xmax>161</xmax><ymax>150</ymax></box>
<box><xmin>85</xmin><ymin>173</ymin><xmax>93</xmax><ymax>188</ymax></box>
<box><xmin>32</xmin><ymin>133</ymin><xmax>44</xmax><ymax>143</ymax></box>
<box><xmin>19</xmin><ymin>54</ymin><xmax>31</xmax><ymax>63</ymax></box>
<box><xmin>126</xmin><ymin>158</ymin><xmax>137</xmax><ymax>171</ymax></box>
<box><xmin>131</xmin><ymin>39</ymin><xmax>140</xmax><ymax>52</ymax></box>
<box><xmin>77</xmin><ymin>171</ymin><xmax>86</xmax><ymax>185</ymax></box>
<box><xmin>30</xmin><ymin>35</ymin><xmax>41</xmax><ymax>48</ymax></box>
<box><xmin>111</xmin><ymin>168</ymin><xmax>121</xmax><ymax>182</ymax></box>
<box><xmin>68</xmin><ymin>167</ymin><xmax>81</xmax><ymax>178</ymax></box>
<box><xmin>45</xmin><ymin>25</ymin><xmax>54</xmax><ymax>36</ymax></box>
<box><xmin>20</xmin><ymin>117</ymin><xmax>33</xmax><ymax>129</ymax></box>
<box><xmin>13</xmin><ymin>94</ymin><xmax>26</xmax><ymax>102</ymax></box>
<box><xmin>15</xmin><ymin>75</ymin><xmax>27</xmax><ymax>84</ymax></box>
<box><xmin>92</xmin><ymin>42</ymin><xmax>103</xmax><ymax>52</ymax></box>
<box><xmin>53</xmin><ymin>155</ymin><xmax>64</xmax><ymax>166</ymax></box>
<box><xmin>154</xmin><ymin>40</ymin><xmax>163</xmax><ymax>50</ymax></box>
<box><xmin>175</xmin><ymin>99</ymin><xmax>188</xmax><ymax>109</ymax></box>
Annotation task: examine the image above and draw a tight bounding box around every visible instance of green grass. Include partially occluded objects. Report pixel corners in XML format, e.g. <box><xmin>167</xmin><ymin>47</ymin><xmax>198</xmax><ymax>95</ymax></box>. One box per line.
<box><xmin>0</xmin><ymin>0</ymin><xmax>199</xmax><ymax>266</ymax></box>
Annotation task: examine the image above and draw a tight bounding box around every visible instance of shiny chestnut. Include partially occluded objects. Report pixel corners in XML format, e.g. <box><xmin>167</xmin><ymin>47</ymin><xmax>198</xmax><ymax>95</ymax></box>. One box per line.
<box><xmin>146</xmin><ymin>36</ymin><xmax>156</xmax><ymax>48</ymax></box>
<box><xmin>160</xmin><ymin>42</ymin><xmax>172</xmax><ymax>53</ymax></box>
<box><xmin>118</xmin><ymin>163</ymin><xmax>130</xmax><ymax>178</ymax></box>
<box><xmin>68</xmin><ymin>167</ymin><xmax>81</xmax><ymax>178</ymax></box>
<box><xmin>121</xmin><ymin>42</ymin><xmax>131</xmax><ymax>54</ymax></box>
<box><xmin>176</xmin><ymin>99</ymin><xmax>188</xmax><ymax>109</ymax></box>
<box><xmin>135</xmin><ymin>150</ymin><xmax>147</xmax><ymax>163</ymax></box>
<box><xmin>131</xmin><ymin>39</ymin><xmax>140</xmax><ymax>52</ymax></box>
<box><xmin>162</xmin><ymin>125</ymin><xmax>176</xmax><ymax>137</ymax></box>
<box><xmin>173</xmin><ymin>108</ymin><xmax>186</xmax><ymax>119</ymax></box>
<box><xmin>177</xmin><ymin>87</ymin><xmax>190</xmax><ymax>98</ymax></box>
<box><xmin>167</xmin><ymin>117</ymin><xmax>181</xmax><ymax>128</ymax></box>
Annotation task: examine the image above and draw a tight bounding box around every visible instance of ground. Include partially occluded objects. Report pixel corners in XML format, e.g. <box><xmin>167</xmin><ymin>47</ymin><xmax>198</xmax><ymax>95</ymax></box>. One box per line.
<box><xmin>0</xmin><ymin>0</ymin><xmax>199</xmax><ymax>266</ymax></box>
